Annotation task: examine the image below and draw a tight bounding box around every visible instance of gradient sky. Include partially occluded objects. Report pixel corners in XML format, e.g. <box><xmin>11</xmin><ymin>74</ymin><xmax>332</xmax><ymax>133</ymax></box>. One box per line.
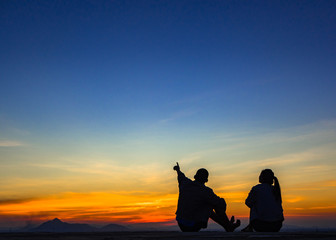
<box><xmin>1</xmin><ymin>0</ymin><xmax>336</xmax><ymax>229</ymax></box>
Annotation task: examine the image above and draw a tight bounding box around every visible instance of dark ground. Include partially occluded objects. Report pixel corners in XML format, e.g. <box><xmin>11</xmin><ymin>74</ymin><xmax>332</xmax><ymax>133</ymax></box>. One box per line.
<box><xmin>0</xmin><ymin>232</ymin><xmax>336</xmax><ymax>240</ymax></box>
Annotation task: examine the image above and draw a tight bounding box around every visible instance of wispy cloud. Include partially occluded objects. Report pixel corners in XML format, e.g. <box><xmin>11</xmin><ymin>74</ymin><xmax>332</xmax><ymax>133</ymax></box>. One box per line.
<box><xmin>325</xmin><ymin>180</ymin><xmax>336</xmax><ymax>187</ymax></box>
<box><xmin>285</xmin><ymin>196</ymin><xmax>304</xmax><ymax>203</ymax></box>
<box><xmin>0</xmin><ymin>140</ymin><xmax>24</xmax><ymax>147</ymax></box>
<box><xmin>159</xmin><ymin>109</ymin><xmax>199</xmax><ymax>124</ymax></box>
<box><xmin>309</xmin><ymin>206</ymin><xmax>336</xmax><ymax>210</ymax></box>
<box><xmin>178</xmin><ymin>153</ymin><xmax>202</xmax><ymax>165</ymax></box>
<box><xmin>0</xmin><ymin>198</ymin><xmax>36</xmax><ymax>205</ymax></box>
<box><xmin>0</xmin><ymin>192</ymin><xmax>177</xmax><ymax>224</ymax></box>
<box><xmin>22</xmin><ymin>159</ymin><xmax>176</xmax><ymax>195</ymax></box>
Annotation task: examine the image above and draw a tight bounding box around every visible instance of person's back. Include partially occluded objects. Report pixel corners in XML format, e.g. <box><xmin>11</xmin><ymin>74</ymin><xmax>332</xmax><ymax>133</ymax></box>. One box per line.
<box><xmin>176</xmin><ymin>171</ymin><xmax>225</xmax><ymax>226</ymax></box>
<box><xmin>246</xmin><ymin>183</ymin><xmax>283</xmax><ymax>222</ymax></box>
<box><xmin>243</xmin><ymin>169</ymin><xmax>284</xmax><ymax>232</ymax></box>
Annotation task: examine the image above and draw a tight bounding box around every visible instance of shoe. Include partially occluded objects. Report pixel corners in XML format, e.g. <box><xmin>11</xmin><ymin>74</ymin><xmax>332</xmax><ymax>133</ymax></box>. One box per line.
<box><xmin>232</xmin><ymin>219</ymin><xmax>241</xmax><ymax>231</ymax></box>
<box><xmin>226</xmin><ymin>216</ymin><xmax>241</xmax><ymax>232</ymax></box>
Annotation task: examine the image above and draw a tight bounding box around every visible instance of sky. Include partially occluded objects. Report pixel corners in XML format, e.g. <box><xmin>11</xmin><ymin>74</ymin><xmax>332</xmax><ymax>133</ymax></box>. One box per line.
<box><xmin>1</xmin><ymin>0</ymin><xmax>336</xmax><ymax>230</ymax></box>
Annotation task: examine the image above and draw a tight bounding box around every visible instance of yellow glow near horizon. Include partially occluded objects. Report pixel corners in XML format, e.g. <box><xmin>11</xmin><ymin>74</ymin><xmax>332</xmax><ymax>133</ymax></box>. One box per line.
<box><xmin>0</xmin><ymin>188</ymin><xmax>335</xmax><ymax>226</ymax></box>
<box><xmin>0</xmin><ymin>121</ymin><xmax>335</xmax><ymax>227</ymax></box>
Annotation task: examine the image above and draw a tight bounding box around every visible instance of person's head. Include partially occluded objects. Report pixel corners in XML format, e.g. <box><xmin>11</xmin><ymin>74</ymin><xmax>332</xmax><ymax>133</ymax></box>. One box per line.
<box><xmin>194</xmin><ymin>168</ymin><xmax>209</xmax><ymax>184</ymax></box>
<box><xmin>259</xmin><ymin>169</ymin><xmax>274</xmax><ymax>185</ymax></box>
<box><xmin>259</xmin><ymin>169</ymin><xmax>282</xmax><ymax>202</ymax></box>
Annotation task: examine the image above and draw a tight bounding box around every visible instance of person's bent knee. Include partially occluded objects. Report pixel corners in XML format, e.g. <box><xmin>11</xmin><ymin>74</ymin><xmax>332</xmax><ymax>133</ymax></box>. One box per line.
<box><xmin>214</xmin><ymin>202</ymin><xmax>227</xmax><ymax>215</ymax></box>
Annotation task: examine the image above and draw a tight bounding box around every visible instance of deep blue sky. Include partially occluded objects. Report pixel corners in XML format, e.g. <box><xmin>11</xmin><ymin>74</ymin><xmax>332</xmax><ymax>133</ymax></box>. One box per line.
<box><xmin>1</xmin><ymin>0</ymin><xmax>336</xmax><ymax>136</ymax></box>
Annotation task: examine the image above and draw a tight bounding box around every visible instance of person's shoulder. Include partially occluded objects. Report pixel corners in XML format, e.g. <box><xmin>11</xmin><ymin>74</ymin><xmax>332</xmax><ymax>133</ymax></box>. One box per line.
<box><xmin>251</xmin><ymin>183</ymin><xmax>263</xmax><ymax>190</ymax></box>
<box><xmin>202</xmin><ymin>185</ymin><xmax>217</xmax><ymax>195</ymax></box>
<box><xmin>204</xmin><ymin>185</ymin><xmax>213</xmax><ymax>191</ymax></box>
<box><xmin>193</xmin><ymin>181</ymin><xmax>212</xmax><ymax>191</ymax></box>
<box><xmin>253</xmin><ymin>183</ymin><xmax>272</xmax><ymax>192</ymax></box>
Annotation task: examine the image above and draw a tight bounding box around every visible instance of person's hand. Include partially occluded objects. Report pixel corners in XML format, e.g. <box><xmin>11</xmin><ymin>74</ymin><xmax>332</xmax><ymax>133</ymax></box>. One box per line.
<box><xmin>173</xmin><ymin>162</ymin><xmax>180</xmax><ymax>171</ymax></box>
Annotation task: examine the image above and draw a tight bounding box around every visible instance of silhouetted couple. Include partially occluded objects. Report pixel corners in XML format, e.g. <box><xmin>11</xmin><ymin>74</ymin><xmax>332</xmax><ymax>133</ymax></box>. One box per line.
<box><xmin>174</xmin><ymin>163</ymin><xmax>284</xmax><ymax>232</ymax></box>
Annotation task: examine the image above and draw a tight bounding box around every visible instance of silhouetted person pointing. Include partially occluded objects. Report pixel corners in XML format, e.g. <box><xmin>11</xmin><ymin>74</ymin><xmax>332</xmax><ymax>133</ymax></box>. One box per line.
<box><xmin>174</xmin><ymin>162</ymin><xmax>240</xmax><ymax>232</ymax></box>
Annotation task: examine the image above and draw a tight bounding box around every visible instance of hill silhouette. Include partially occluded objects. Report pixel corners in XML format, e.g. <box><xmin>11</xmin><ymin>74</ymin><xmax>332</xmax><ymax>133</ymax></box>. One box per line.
<box><xmin>101</xmin><ymin>223</ymin><xmax>128</xmax><ymax>232</ymax></box>
<box><xmin>30</xmin><ymin>218</ymin><xmax>128</xmax><ymax>232</ymax></box>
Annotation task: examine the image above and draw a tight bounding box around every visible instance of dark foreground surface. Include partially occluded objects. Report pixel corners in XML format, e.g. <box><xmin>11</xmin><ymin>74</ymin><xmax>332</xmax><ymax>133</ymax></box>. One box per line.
<box><xmin>0</xmin><ymin>232</ymin><xmax>335</xmax><ymax>240</ymax></box>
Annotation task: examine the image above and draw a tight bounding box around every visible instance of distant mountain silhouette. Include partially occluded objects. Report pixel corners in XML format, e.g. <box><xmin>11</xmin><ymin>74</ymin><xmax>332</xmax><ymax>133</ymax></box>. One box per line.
<box><xmin>29</xmin><ymin>218</ymin><xmax>128</xmax><ymax>232</ymax></box>
<box><xmin>30</xmin><ymin>218</ymin><xmax>97</xmax><ymax>232</ymax></box>
<box><xmin>100</xmin><ymin>223</ymin><xmax>128</xmax><ymax>232</ymax></box>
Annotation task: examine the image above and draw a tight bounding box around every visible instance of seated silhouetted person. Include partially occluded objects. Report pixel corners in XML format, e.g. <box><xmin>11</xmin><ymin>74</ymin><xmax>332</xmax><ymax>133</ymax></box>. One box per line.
<box><xmin>242</xmin><ymin>169</ymin><xmax>284</xmax><ymax>232</ymax></box>
<box><xmin>174</xmin><ymin>162</ymin><xmax>240</xmax><ymax>232</ymax></box>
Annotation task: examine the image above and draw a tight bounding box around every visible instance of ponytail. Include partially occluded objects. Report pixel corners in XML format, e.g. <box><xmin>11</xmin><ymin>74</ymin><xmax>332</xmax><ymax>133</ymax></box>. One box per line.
<box><xmin>260</xmin><ymin>169</ymin><xmax>282</xmax><ymax>202</ymax></box>
<box><xmin>273</xmin><ymin>176</ymin><xmax>282</xmax><ymax>203</ymax></box>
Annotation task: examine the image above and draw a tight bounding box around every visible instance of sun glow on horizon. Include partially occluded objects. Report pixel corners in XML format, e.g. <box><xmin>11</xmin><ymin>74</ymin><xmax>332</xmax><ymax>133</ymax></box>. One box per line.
<box><xmin>0</xmin><ymin>192</ymin><xmax>178</xmax><ymax>225</ymax></box>
<box><xmin>0</xmin><ymin>121</ymin><xmax>336</xmax><ymax>228</ymax></box>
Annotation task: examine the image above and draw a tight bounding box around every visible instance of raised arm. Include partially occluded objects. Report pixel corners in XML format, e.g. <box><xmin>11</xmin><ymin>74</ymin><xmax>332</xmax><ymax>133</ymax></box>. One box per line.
<box><xmin>173</xmin><ymin>162</ymin><xmax>181</xmax><ymax>172</ymax></box>
<box><xmin>173</xmin><ymin>162</ymin><xmax>188</xmax><ymax>184</ymax></box>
